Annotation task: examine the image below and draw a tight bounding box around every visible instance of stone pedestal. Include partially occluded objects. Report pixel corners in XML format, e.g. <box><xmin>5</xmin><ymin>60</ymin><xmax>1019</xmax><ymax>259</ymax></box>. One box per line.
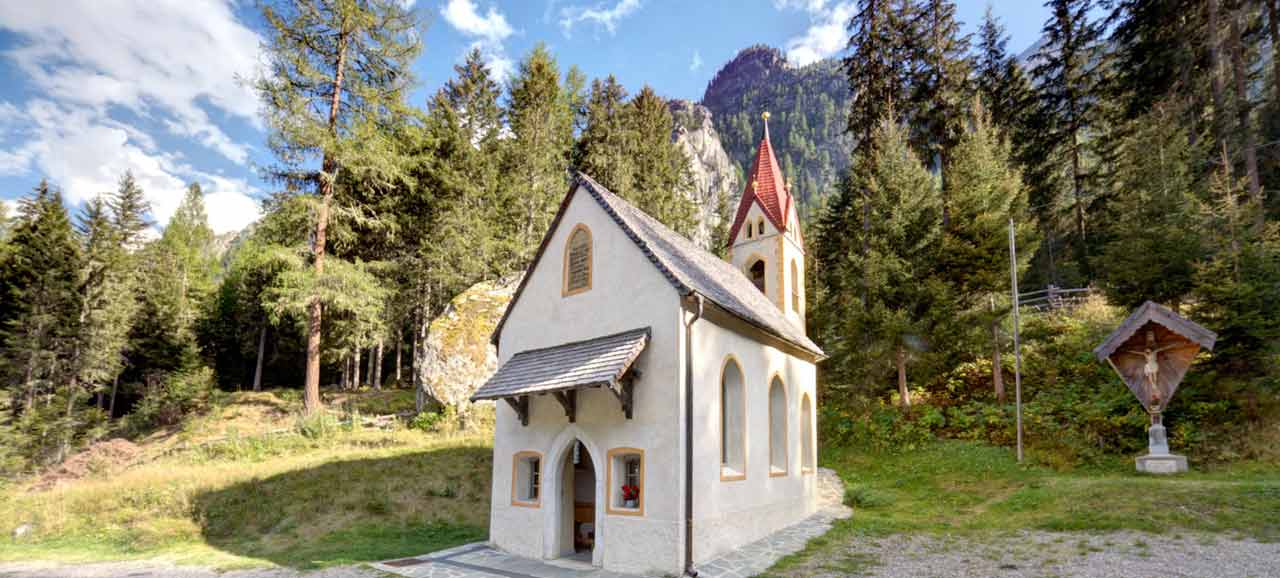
<box><xmin>1135</xmin><ymin>423</ymin><xmax>1187</xmax><ymax>474</ymax></box>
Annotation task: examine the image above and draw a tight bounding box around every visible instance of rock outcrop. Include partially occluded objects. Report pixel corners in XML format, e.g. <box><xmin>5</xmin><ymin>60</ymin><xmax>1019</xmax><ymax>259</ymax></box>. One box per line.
<box><xmin>669</xmin><ymin>99</ymin><xmax>740</xmax><ymax>251</ymax></box>
<box><xmin>416</xmin><ymin>276</ymin><xmax>519</xmax><ymax>414</ymax></box>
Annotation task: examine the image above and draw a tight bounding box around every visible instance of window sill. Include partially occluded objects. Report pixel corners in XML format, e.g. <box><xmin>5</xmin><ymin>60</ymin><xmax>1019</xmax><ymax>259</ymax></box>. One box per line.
<box><xmin>511</xmin><ymin>499</ymin><xmax>541</xmax><ymax>508</ymax></box>
<box><xmin>720</xmin><ymin>466</ymin><xmax>746</xmax><ymax>481</ymax></box>
<box><xmin>606</xmin><ymin>504</ymin><xmax>644</xmax><ymax>517</ymax></box>
<box><xmin>801</xmin><ymin>467</ymin><xmax>815</xmax><ymax>476</ymax></box>
<box><xmin>769</xmin><ymin>467</ymin><xmax>788</xmax><ymax>478</ymax></box>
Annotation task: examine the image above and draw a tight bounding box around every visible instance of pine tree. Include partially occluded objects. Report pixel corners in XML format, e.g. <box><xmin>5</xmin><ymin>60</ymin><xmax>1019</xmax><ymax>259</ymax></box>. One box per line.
<box><xmin>0</xmin><ymin>182</ymin><xmax>82</xmax><ymax>414</ymax></box>
<box><xmin>1031</xmin><ymin>0</ymin><xmax>1106</xmax><ymax>282</ymax></box>
<box><xmin>819</xmin><ymin>114</ymin><xmax>944</xmax><ymax>406</ymax></box>
<box><xmin>844</xmin><ymin>0</ymin><xmax>914</xmax><ymax>150</ymax></box>
<box><xmin>1095</xmin><ymin>100</ymin><xmax>1205</xmax><ymax>309</ymax></box>
<box><xmin>577</xmin><ymin>75</ymin><xmax>634</xmax><ymax>195</ymax></box>
<box><xmin>625</xmin><ymin>85</ymin><xmax>697</xmax><ymax>236</ymax></box>
<box><xmin>909</xmin><ymin>0</ymin><xmax>971</xmax><ymax>212</ymax></box>
<box><xmin>254</xmin><ymin>0</ymin><xmax>420</xmax><ymax>414</ymax></box>
<box><xmin>974</xmin><ymin>7</ymin><xmax>1035</xmax><ymax>145</ymax></box>
<box><xmin>503</xmin><ymin>44</ymin><xmax>579</xmax><ymax>261</ymax></box>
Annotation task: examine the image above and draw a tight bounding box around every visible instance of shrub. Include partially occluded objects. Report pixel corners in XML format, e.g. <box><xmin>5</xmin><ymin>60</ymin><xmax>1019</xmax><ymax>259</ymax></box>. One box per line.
<box><xmin>132</xmin><ymin>368</ymin><xmax>216</xmax><ymax>429</ymax></box>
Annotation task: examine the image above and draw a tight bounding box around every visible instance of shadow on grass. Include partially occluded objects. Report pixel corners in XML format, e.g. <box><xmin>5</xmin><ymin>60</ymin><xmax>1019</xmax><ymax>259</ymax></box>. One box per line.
<box><xmin>193</xmin><ymin>444</ymin><xmax>491</xmax><ymax>569</ymax></box>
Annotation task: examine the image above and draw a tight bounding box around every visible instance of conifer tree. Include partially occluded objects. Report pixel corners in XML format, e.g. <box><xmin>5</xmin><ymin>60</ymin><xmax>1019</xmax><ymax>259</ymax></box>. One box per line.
<box><xmin>254</xmin><ymin>0</ymin><xmax>420</xmax><ymax>414</ymax></box>
<box><xmin>577</xmin><ymin>75</ymin><xmax>634</xmax><ymax>195</ymax></box>
<box><xmin>909</xmin><ymin>0</ymin><xmax>971</xmax><ymax>207</ymax></box>
<box><xmin>0</xmin><ymin>182</ymin><xmax>82</xmax><ymax>414</ymax></box>
<box><xmin>1095</xmin><ymin>101</ymin><xmax>1205</xmax><ymax>309</ymax></box>
<box><xmin>975</xmin><ymin>7</ymin><xmax>1035</xmax><ymax>145</ymax></box>
<box><xmin>1031</xmin><ymin>0</ymin><xmax>1105</xmax><ymax>282</ymax></box>
<box><xmin>819</xmin><ymin>115</ymin><xmax>944</xmax><ymax>406</ymax></box>
<box><xmin>503</xmin><ymin>44</ymin><xmax>579</xmax><ymax>260</ymax></box>
<box><xmin>625</xmin><ymin>86</ymin><xmax>697</xmax><ymax>236</ymax></box>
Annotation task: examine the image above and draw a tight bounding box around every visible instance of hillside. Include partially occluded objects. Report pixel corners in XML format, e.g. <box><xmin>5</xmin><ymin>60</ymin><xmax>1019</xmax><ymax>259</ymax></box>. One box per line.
<box><xmin>701</xmin><ymin>45</ymin><xmax>853</xmax><ymax>213</ymax></box>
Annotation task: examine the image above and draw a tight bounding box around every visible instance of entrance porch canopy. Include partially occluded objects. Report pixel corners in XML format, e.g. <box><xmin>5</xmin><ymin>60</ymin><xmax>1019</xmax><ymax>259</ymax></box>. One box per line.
<box><xmin>471</xmin><ymin>327</ymin><xmax>650</xmax><ymax>426</ymax></box>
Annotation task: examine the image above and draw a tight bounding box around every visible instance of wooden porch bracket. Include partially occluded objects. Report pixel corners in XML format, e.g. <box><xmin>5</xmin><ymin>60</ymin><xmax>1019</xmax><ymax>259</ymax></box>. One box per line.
<box><xmin>609</xmin><ymin>370</ymin><xmax>639</xmax><ymax>420</ymax></box>
<box><xmin>504</xmin><ymin>396</ymin><xmax>529</xmax><ymax>426</ymax></box>
<box><xmin>553</xmin><ymin>390</ymin><xmax>577</xmax><ymax>423</ymax></box>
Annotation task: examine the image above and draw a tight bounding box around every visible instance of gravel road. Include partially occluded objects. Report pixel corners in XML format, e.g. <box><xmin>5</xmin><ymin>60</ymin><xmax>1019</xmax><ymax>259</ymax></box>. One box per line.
<box><xmin>781</xmin><ymin>530</ymin><xmax>1280</xmax><ymax>578</ymax></box>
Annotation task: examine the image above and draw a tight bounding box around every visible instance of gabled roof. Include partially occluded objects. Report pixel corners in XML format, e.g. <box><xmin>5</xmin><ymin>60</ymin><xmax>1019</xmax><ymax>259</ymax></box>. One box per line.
<box><xmin>471</xmin><ymin>328</ymin><xmax>650</xmax><ymax>401</ymax></box>
<box><xmin>492</xmin><ymin>173</ymin><xmax>823</xmax><ymax>358</ymax></box>
<box><xmin>1093</xmin><ymin>301</ymin><xmax>1218</xmax><ymax>361</ymax></box>
<box><xmin>727</xmin><ymin>125</ymin><xmax>796</xmax><ymax>246</ymax></box>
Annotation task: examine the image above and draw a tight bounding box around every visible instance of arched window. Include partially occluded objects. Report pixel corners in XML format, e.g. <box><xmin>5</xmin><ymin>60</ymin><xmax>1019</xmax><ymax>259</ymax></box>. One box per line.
<box><xmin>746</xmin><ymin>223</ymin><xmax>753</xmax><ymax>240</ymax></box>
<box><xmin>563</xmin><ymin>225</ymin><xmax>592</xmax><ymax>296</ymax></box>
<box><xmin>768</xmin><ymin>375</ymin><xmax>788</xmax><ymax>476</ymax></box>
<box><xmin>801</xmin><ymin>394</ymin><xmax>815</xmax><ymax>474</ymax></box>
<box><xmin>790</xmin><ymin>260</ymin><xmax>800</xmax><ymax>312</ymax></box>
<box><xmin>720</xmin><ymin>357</ymin><xmax>746</xmax><ymax>480</ymax></box>
<box><xmin>748</xmin><ymin>259</ymin><xmax>766</xmax><ymax>294</ymax></box>
<box><xmin>757</xmin><ymin>218</ymin><xmax>765</xmax><ymax>237</ymax></box>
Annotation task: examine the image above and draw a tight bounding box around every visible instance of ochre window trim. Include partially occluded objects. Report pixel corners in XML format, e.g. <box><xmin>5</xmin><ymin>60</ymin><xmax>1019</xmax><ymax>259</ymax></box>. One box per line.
<box><xmin>744</xmin><ymin>253</ymin><xmax>767</xmax><ymax>296</ymax></box>
<box><xmin>562</xmin><ymin>224</ymin><xmax>593</xmax><ymax>297</ymax></box>
<box><xmin>768</xmin><ymin>373</ymin><xmax>789</xmax><ymax>478</ymax></box>
<box><xmin>720</xmin><ymin>354</ymin><xmax>747</xmax><ymax>482</ymax></box>
<box><xmin>801</xmin><ymin>393</ymin><xmax>816</xmax><ymax>475</ymax></box>
<box><xmin>790</xmin><ymin>259</ymin><xmax>801</xmax><ymax>313</ymax></box>
<box><xmin>511</xmin><ymin>450</ymin><xmax>543</xmax><ymax>507</ymax></box>
<box><xmin>606</xmin><ymin>447</ymin><xmax>645</xmax><ymax>517</ymax></box>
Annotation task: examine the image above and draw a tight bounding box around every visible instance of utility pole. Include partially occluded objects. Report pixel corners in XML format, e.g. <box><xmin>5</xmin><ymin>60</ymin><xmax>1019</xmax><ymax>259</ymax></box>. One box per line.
<box><xmin>1009</xmin><ymin>219</ymin><xmax>1024</xmax><ymax>462</ymax></box>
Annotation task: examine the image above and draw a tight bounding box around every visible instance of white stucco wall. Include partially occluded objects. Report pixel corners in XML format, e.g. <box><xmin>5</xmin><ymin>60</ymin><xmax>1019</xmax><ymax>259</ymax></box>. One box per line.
<box><xmin>489</xmin><ymin>184</ymin><xmax>686</xmax><ymax>576</ymax></box>
<box><xmin>687</xmin><ymin>315</ymin><xmax>818</xmax><ymax>563</ymax></box>
<box><xmin>729</xmin><ymin>201</ymin><xmax>807</xmax><ymax>330</ymax></box>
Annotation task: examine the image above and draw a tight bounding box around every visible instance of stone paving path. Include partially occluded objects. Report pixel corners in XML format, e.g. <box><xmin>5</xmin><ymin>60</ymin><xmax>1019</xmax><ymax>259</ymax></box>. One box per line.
<box><xmin>374</xmin><ymin>468</ymin><xmax>852</xmax><ymax>578</ymax></box>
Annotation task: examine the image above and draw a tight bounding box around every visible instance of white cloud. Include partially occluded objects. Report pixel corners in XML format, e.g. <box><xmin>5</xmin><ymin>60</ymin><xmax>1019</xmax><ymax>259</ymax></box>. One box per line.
<box><xmin>0</xmin><ymin>1</ymin><xmax>263</xmax><ymax>164</ymax></box>
<box><xmin>778</xmin><ymin>0</ymin><xmax>855</xmax><ymax>66</ymax></box>
<box><xmin>441</xmin><ymin>0</ymin><xmax>517</xmax><ymax>80</ymax></box>
<box><xmin>559</xmin><ymin>0</ymin><xmax>641</xmax><ymax>38</ymax></box>
<box><xmin>0</xmin><ymin>1</ymin><xmax>263</xmax><ymax>233</ymax></box>
<box><xmin>690</xmin><ymin>50</ymin><xmax>703</xmax><ymax>72</ymax></box>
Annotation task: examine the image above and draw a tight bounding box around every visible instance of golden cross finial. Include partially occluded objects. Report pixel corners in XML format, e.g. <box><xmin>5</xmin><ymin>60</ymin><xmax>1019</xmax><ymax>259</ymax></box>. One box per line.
<box><xmin>762</xmin><ymin>111</ymin><xmax>771</xmax><ymax>139</ymax></box>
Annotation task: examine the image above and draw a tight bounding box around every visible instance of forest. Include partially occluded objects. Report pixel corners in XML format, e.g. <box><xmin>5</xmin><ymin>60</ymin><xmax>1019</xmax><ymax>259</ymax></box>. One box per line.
<box><xmin>1</xmin><ymin>0</ymin><xmax>1279</xmax><ymax>478</ymax></box>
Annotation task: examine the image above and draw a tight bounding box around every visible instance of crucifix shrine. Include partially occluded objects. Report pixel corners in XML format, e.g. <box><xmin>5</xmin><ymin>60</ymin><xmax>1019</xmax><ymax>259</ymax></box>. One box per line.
<box><xmin>1094</xmin><ymin>301</ymin><xmax>1217</xmax><ymax>474</ymax></box>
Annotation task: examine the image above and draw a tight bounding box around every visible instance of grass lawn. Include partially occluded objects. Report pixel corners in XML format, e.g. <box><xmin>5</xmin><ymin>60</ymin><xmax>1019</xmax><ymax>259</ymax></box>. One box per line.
<box><xmin>0</xmin><ymin>392</ymin><xmax>492</xmax><ymax>571</ymax></box>
<box><xmin>766</xmin><ymin>440</ymin><xmax>1280</xmax><ymax>576</ymax></box>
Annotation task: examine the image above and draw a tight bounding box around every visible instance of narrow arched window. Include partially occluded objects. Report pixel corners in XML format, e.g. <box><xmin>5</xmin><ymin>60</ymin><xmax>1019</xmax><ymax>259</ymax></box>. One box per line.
<box><xmin>757</xmin><ymin>218</ymin><xmax>765</xmax><ymax>237</ymax></box>
<box><xmin>563</xmin><ymin>225</ymin><xmax>592</xmax><ymax>296</ymax></box>
<box><xmin>790</xmin><ymin>260</ymin><xmax>800</xmax><ymax>312</ymax></box>
<box><xmin>720</xmin><ymin>357</ymin><xmax>746</xmax><ymax>480</ymax></box>
<box><xmin>769</xmin><ymin>376</ymin><xmax>788</xmax><ymax>476</ymax></box>
<box><xmin>749</xmin><ymin>259</ymin><xmax>766</xmax><ymax>294</ymax></box>
<box><xmin>801</xmin><ymin>394</ymin><xmax>815</xmax><ymax>474</ymax></box>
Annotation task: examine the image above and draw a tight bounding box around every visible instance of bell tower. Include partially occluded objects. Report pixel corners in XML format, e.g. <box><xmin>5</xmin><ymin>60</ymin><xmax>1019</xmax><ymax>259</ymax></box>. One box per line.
<box><xmin>727</xmin><ymin>112</ymin><xmax>806</xmax><ymax>331</ymax></box>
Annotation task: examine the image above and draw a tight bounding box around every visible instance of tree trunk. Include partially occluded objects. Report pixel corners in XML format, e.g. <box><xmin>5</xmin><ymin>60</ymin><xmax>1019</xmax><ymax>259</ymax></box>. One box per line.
<box><xmin>1228</xmin><ymin>8</ymin><xmax>1262</xmax><ymax>204</ymax></box>
<box><xmin>374</xmin><ymin>339</ymin><xmax>383</xmax><ymax>390</ymax></box>
<box><xmin>1208</xmin><ymin>0</ymin><xmax>1231</xmax><ymax>153</ymax></box>
<box><xmin>22</xmin><ymin>353</ymin><xmax>36</xmax><ymax>414</ymax></box>
<box><xmin>1271</xmin><ymin>0</ymin><xmax>1280</xmax><ymax>107</ymax></box>
<box><xmin>353</xmin><ymin>347</ymin><xmax>361</xmax><ymax>391</ymax></box>
<box><xmin>303</xmin><ymin>28</ymin><xmax>350</xmax><ymax>416</ymax></box>
<box><xmin>394</xmin><ymin>332</ymin><xmax>402</xmax><ymax>385</ymax></box>
<box><xmin>252</xmin><ymin>324</ymin><xmax>267</xmax><ymax>392</ymax></box>
<box><xmin>992</xmin><ymin>321</ymin><xmax>1005</xmax><ymax>402</ymax></box>
<box><xmin>108</xmin><ymin>375</ymin><xmax>118</xmax><ymax>418</ymax></box>
<box><xmin>896</xmin><ymin>345</ymin><xmax>910</xmax><ymax>407</ymax></box>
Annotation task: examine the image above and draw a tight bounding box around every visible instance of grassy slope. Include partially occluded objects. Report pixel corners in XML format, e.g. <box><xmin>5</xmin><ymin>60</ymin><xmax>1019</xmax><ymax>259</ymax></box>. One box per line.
<box><xmin>0</xmin><ymin>391</ymin><xmax>491</xmax><ymax>570</ymax></box>
<box><xmin>766</xmin><ymin>440</ymin><xmax>1280</xmax><ymax>576</ymax></box>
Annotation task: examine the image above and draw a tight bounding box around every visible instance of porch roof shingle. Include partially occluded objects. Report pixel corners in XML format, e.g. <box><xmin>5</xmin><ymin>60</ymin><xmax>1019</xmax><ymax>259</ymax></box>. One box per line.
<box><xmin>471</xmin><ymin>327</ymin><xmax>650</xmax><ymax>401</ymax></box>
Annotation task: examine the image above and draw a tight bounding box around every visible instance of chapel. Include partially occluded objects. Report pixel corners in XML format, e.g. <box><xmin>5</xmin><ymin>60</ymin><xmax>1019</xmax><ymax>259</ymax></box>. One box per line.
<box><xmin>471</xmin><ymin>117</ymin><xmax>822</xmax><ymax>576</ymax></box>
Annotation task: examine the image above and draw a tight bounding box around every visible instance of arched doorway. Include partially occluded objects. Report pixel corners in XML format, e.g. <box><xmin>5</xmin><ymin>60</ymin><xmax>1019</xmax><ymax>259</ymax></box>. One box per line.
<box><xmin>559</xmin><ymin>440</ymin><xmax>596</xmax><ymax>562</ymax></box>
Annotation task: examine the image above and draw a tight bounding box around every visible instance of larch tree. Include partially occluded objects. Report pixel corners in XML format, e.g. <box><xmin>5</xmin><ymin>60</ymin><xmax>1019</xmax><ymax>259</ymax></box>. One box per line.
<box><xmin>254</xmin><ymin>0</ymin><xmax>421</xmax><ymax>414</ymax></box>
<box><xmin>576</xmin><ymin>75</ymin><xmax>634</xmax><ymax>195</ymax></box>
<box><xmin>624</xmin><ymin>85</ymin><xmax>697</xmax><ymax>237</ymax></box>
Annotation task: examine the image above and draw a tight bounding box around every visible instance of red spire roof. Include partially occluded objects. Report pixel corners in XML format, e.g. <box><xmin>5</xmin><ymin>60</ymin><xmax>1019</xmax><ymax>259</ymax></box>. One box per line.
<box><xmin>728</xmin><ymin>116</ymin><xmax>795</xmax><ymax>247</ymax></box>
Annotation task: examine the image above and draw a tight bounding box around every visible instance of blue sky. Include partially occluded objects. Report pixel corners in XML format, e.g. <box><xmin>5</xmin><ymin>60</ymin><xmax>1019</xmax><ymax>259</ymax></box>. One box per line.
<box><xmin>0</xmin><ymin>1</ymin><xmax>1051</xmax><ymax>233</ymax></box>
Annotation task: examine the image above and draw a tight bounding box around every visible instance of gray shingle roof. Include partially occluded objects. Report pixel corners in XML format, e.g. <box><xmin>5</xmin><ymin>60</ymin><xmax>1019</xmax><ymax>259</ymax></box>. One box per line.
<box><xmin>574</xmin><ymin>174</ymin><xmax>823</xmax><ymax>357</ymax></box>
<box><xmin>1094</xmin><ymin>301</ymin><xmax>1218</xmax><ymax>360</ymax></box>
<box><xmin>471</xmin><ymin>327</ymin><xmax>650</xmax><ymax>401</ymax></box>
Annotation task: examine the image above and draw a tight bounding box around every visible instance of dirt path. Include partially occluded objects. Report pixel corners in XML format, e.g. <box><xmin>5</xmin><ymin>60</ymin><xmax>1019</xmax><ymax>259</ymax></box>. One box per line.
<box><xmin>0</xmin><ymin>561</ymin><xmax>384</xmax><ymax>578</ymax></box>
<box><xmin>780</xmin><ymin>530</ymin><xmax>1280</xmax><ymax>578</ymax></box>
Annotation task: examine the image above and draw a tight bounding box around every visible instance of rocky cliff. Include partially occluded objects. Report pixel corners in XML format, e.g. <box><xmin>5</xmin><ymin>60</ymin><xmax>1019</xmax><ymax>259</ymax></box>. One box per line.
<box><xmin>669</xmin><ymin>99</ymin><xmax>740</xmax><ymax>251</ymax></box>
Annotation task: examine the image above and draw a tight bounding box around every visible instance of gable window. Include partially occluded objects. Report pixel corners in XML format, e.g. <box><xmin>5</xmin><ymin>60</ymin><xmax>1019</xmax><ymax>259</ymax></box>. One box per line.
<box><xmin>512</xmin><ymin>451</ymin><xmax>542</xmax><ymax>507</ymax></box>
<box><xmin>748</xmin><ymin>259</ymin><xmax>766</xmax><ymax>294</ymax></box>
<box><xmin>607</xmin><ymin>448</ymin><xmax>644</xmax><ymax>516</ymax></box>
<box><xmin>790</xmin><ymin>260</ymin><xmax>801</xmax><ymax>312</ymax></box>
<box><xmin>801</xmin><ymin>394</ymin><xmax>815</xmax><ymax>474</ymax></box>
<box><xmin>720</xmin><ymin>357</ymin><xmax>746</xmax><ymax>480</ymax></box>
<box><xmin>769</xmin><ymin>375</ymin><xmax>788</xmax><ymax>476</ymax></box>
<box><xmin>563</xmin><ymin>225</ymin><xmax>592</xmax><ymax>296</ymax></box>
<box><xmin>757</xmin><ymin>218</ymin><xmax>765</xmax><ymax>237</ymax></box>
<box><xmin>746</xmin><ymin>223</ymin><xmax>753</xmax><ymax>240</ymax></box>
